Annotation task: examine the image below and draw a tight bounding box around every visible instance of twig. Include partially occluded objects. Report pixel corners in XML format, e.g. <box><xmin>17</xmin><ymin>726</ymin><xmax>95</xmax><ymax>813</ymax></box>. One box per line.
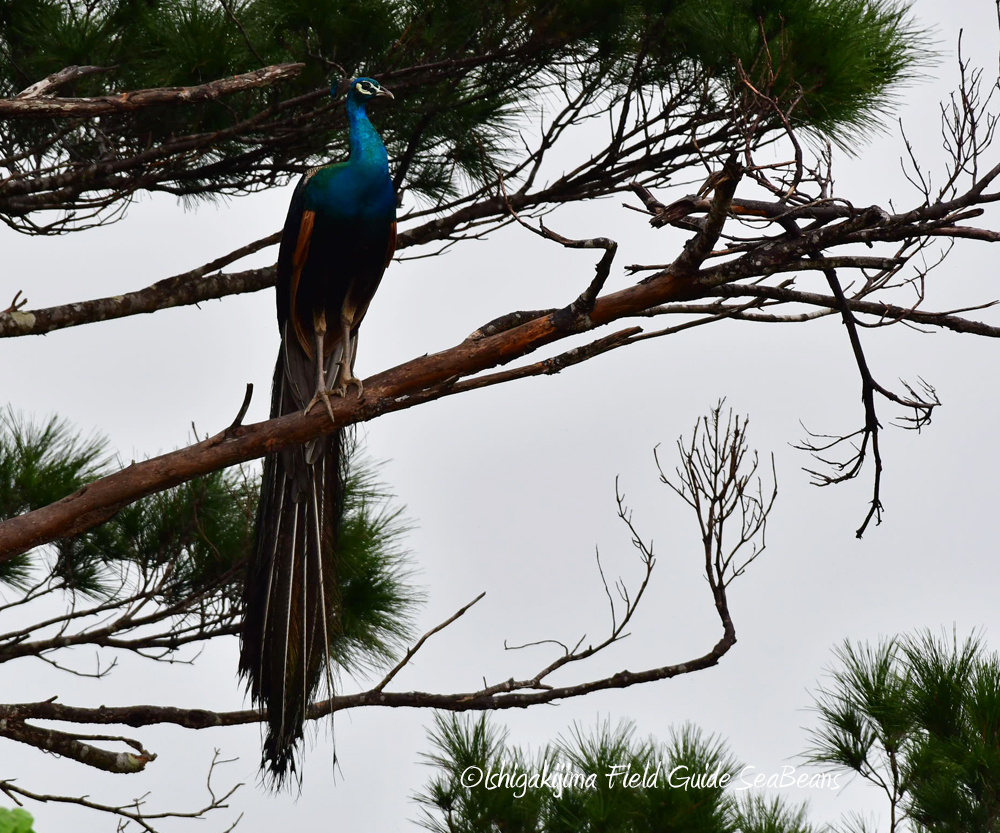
<box><xmin>373</xmin><ymin>592</ymin><xmax>486</xmax><ymax>692</ymax></box>
<box><xmin>1</xmin><ymin>291</ymin><xmax>27</xmax><ymax>315</ymax></box>
<box><xmin>217</xmin><ymin>0</ymin><xmax>265</xmax><ymax>65</ymax></box>
<box><xmin>227</xmin><ymin>385</ymin><xmax>254</xmax><ymax>433</ymax></box>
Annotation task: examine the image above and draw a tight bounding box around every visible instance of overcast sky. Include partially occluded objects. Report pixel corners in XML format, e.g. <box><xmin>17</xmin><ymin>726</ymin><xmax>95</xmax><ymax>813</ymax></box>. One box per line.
<box><xmin>4</xmin><ymin>0</ymin><xmax>1000</xmax><ymax>830</ymax></box>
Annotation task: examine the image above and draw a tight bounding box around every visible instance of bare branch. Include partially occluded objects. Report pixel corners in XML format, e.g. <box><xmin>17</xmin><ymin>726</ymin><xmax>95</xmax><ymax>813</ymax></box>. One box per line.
<box><xmin>14</xmin><ymin>65</ymin><xmax>117</xmax><ymax>99</ymax></box>
<box><xmin>374</xmin><ymin>592</ymin><xmax>487</xmax><ymax>692</ymax></box>
<box><xmin>0</xmin><ymin>63</ymin><xmax>305</xmax><ymax>118</ymax></box>
<box><xmin>0</xmin><ymin>404</ymin><xmax>772</xmax><ymax>738</ymax></box>
<box><xmin>0</xmin><ymin>719</ymin><xmax>154</xmax><ymax>774</ymax></box>
<box><xmin>0</xmin><ymin>235</ymin><xmax>279</xmax><ymax>338</ymax></box>
<box><xmin>0</xmin><ymin>749</ymin><xmax>241</xmax><ymax>833</ymax></box>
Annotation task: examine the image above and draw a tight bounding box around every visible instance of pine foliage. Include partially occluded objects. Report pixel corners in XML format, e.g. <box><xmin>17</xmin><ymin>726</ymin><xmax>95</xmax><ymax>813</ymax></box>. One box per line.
<box><xmin>0</xmin><ymin>410</ymin><xmax>420</xmax><ymax>671</ymax></box>
<box><xmin>668</xmin><ymin>0</ymin><xmax>929</xmax><ymax>144</ymax></box>
<box><xmin>808</xmin><ymin>630</ymin><xmax>1000</xmax><ymax>833</ymax></box>
<box><xmin>414</xmin><ymin>713</ymin><xmax>819</xmax><ymax>833</ymax></box>
<box><xmin>0</xmin><ymin>0</ymin><xmax>930</xmax><ymax>228</ymax></box>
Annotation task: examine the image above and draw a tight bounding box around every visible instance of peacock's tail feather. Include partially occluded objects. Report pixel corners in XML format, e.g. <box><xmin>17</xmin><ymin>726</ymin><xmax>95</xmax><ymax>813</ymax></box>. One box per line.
<box><xmin>239</xmin><ymin>340</ymin><xmax>345</xmax><ymax>786</ymax></box>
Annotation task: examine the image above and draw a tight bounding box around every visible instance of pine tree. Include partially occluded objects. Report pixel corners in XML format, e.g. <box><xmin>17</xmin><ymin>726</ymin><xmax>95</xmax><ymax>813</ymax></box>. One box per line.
<box><xmin>1</xmin><ymin>0</ymin><xmax>925</xmax><ymax>232</ymax></box>
<box><xmin>808</xmin><ymin>630</ymin><xmax>1000</xmax><ymax>833</ymax></box>
<box><xmin>414</xmin><ymin>713</ymin><xmax>821</xmax><ymax>833</ymax></box>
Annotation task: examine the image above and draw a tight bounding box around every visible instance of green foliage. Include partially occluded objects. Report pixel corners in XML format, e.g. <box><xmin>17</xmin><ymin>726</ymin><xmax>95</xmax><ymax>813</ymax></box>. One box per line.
<box><xmin>0</xmin><ymin>0</ymin><xmax>930</xmax><ymax>220</ymax></box>
<box><xmin>0</xmin><ymin>409</ymin><xmax>107</xmax><ymax>514</ymax></box>
<box><xmin>667</xmin><ymin>0</ymin><xmax>930</xmax><ymax>145</ymax></box>
<box><xmin>420</xmin><ymin>633</ymin><xmax>1000</xmax><ymax>833</ymax></box>
<box><xmin>0</xmin><ymin>411</ymin><xmax>420</xmax><ymax>672</ymax></box>
<box><xmin>902</xmin><ymin>632</ymin><xmax>1000</xmax><ymax>833</ymax></box>
<box><xmin>0</xmin><ymin>409</ymin><xmax>108</xmax><ymax>589</ymax></box>
<box><xmin>328</xmin><ymin>435</ymin><xmax>422</xmax><ymax>674</ymax></box>
<box><xmin>0</xmin><ymin>408</ymin><xmax>255</xmax><ymax>599</ymax></box>
<box><xmin>807</xmin><ymin>638</ymin><xmax>912</xmax><ymax>773</ymax></box>
<box><xmin>52</xmin><ymin>464</ymin><xmax>257</xmax><ymax>600</ymax></box>
<box><xmin>0</xmin><ymin>807</ymin><xmax>34</xmax><ymax>833</ymax></box>
<box><xmin>414</xmin><ymin>714</ymin><xmax>815</xmax><ymax>833</ymax></box>
<box><xmin>417</xmin><ymin>712</ymin><xmax>545</xmax><ymax>831</ymax></box>
<box><xmin>734</xmin><ymin>795</ymin><xmax>822</xmax><ymax>833</ymax></box>
<box><xmin>808</xmin><ymin>629</ymin><xmax>1000</xmax><ymax>833</ymax></box>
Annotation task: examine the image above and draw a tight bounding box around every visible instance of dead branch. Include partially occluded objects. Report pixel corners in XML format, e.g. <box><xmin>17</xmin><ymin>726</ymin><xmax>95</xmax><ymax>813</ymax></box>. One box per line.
<box><xmin>14</xmin><ymin>65</ymin><xmax>118</xmax><ymax>99</ymax></box>
<box><xmin>0</xmin><ymin>719</ymin><xmax>154</xmax><ymax>774</ymax></box>
<box><xmin>0</xmin><ymin>243</ymin><xmax>278</xmax><ymax>338</ymax></box>
<box><xmin>374</xmin><ymin>592</ymin><xmax>487</xmax><ymax>692</ymax></box>
<box><xmin>0</xmin><ymin>749</ymin><xmax>241</xmax><ymax>833</ymax></box>
<box><xmin>0</xmin><ymin>63</ymin><xmax>305</xmax><ymax>118</ymax></box>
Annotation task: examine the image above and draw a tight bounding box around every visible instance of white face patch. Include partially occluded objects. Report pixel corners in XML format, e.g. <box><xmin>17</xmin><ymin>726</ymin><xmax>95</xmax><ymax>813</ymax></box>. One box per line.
<box><xmin>355</xmin><ymin>81</ymin><xmax>376</xmax><ymax>96</ymax></box>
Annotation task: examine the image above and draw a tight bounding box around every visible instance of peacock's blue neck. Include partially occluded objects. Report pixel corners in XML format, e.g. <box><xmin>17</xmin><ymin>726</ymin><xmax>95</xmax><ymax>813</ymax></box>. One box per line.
<box><xmin>304</xmin><ymin>94</ymin><xmax>394</xmax><ymax>219</ymax></box>
<box><xmin>346</xmin><ymin>98</ymin><xmax>389</xmax><ymax>175</ymax></box>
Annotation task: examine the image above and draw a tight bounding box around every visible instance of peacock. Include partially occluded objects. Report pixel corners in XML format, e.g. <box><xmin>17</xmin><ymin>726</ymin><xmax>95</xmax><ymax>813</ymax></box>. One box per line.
<box><xmin>239</xmin><ymin>76</ymin><xmax>396</xmax><ymax>785</ymax></box>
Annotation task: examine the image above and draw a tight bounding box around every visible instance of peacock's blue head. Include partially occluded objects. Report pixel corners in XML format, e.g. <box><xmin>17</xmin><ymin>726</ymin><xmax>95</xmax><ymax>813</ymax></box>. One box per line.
<box><xmin>341</xmin><ymin>77</ymin><xmax>394</xmax><ymax>107</ymax></box>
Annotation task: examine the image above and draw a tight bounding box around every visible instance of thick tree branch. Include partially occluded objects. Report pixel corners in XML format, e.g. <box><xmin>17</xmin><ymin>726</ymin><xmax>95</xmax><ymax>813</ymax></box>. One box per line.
<box><xmin>670</xmin><ymin>156</ymin><xmax>743</xmax><ymax>272</ymax></box>
<box><xmin>0</xmin><ymin>720</ymin><xmax>154</xmax><ymax>774</ymax></box>
<box><xmin>0</xmin><ymin>237</ymin><xmax>279</xmax><ymax>338</ymax></box>
<box><xmin>0</xmin><ymin>63</ymin><xmax>305</xmax><ymax>118</ymax></box>
<box><xmin>0</xmin><ymin>253</ymin><xmax>710</xmax><ymax>561</ymax></box>
<box><xmin>3</xmin><ymin>184</ymin><xmax>998</xmax><ymax>558</ymax></box>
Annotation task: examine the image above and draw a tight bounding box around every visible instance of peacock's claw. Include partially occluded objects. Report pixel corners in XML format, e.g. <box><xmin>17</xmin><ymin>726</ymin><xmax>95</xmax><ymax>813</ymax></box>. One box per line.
<box><xmin>304</xmin><ymin>388</ymin><xmax>338</xmax><ymax>425</ymax></box>
<box><xmin>329</xmin><ymin>363</ymin><xmax>364</xmax><ymax>400</ymax></box>
<box><xmin>329</xmin><ymin>380</ymin><xmax>364</xmax><ymax>399</ymax></box>
<box><xmin>346</xmin><ymin>376</ymin><xmax>364</xmax><ymax>399</ymax></box>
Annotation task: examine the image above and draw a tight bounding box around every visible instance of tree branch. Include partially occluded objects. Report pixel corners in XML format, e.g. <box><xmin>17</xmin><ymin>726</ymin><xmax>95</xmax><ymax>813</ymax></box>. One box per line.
<box><xmin>698</xmin><ymin>283</ymin><xmax>1000</xmax><ymax>337</ymax></box>
<box><xmin>0</xmin><ymin>719</ymin><xmax>154</xmax><ymax>774</ymax></box>
<box><xmin>0</xmin><ymin>404</ymin><xmax>771</xmax><ymax>744</ymax></box>
<box><xmin>14</xmin><ymin>65</ymin><xmax>118</xmax><ymax>99</ymax></box>
<box><xmin>0</xmin><ymin>63</ymin><xmax>305</xmax><ymax>118</ymax></box>
<box><xmin>0</xmin><ymin>236</ymin><xmax>279</xmax><ymax>338</ymax></box>
<box><xmin>0</xmin><ymin>749</ymin><xmax>240</xmax><ymax>833</ymax></box>
<box><xmin>2</xmin><ymin>178</ymin><xmax>997</xmax><ymax>556</ymax></box>
<box><xmin>0</xmin><ymin>247</ymin><xmax>707</xmax><ymax>559</ymax></box>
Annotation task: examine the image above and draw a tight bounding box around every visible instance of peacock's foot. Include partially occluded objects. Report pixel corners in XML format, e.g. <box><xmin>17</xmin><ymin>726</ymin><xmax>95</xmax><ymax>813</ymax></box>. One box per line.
<box><xmin>304</xmin><ymin>387</ymin><xmax>338</xmax><ymax>425</ymax></box>
<box><xmin>330</xmin><ymin>379</ymin><xmax>364</xmax><ymax>399</ymax></box>
<box><xmin>330</xmin><ymin>368</ymin><xmax>364</xmax><ymax>400</ymax></box>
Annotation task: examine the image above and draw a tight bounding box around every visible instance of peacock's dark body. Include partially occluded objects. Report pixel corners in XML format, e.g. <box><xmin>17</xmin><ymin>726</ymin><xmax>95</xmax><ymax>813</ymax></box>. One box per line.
<box><xmin>239</xmin><ymin>77</ymin><xmax>396</xmax><ymax>785</ymax></box>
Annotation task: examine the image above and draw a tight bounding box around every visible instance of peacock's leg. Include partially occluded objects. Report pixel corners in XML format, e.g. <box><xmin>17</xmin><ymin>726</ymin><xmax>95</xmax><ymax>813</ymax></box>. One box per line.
<box><xmin>331</xmin><ymin>304</ymin><xmax>364</xmax><ymax>399</ymax></box>
<box><xmin>304</xmin><ymin>310</ymin><xmax>338</xmax><ymax>423</ymax></box>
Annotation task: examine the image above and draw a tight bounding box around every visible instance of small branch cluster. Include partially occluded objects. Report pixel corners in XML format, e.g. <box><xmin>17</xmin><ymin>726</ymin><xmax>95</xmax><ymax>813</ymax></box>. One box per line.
<box><xmin>657</xmin><ymin>403</ymin><xmax>776</xmax><ymax>597</ymax></box>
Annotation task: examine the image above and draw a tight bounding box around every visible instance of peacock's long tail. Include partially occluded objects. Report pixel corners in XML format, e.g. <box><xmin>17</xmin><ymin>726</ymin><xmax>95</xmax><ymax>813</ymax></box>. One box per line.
<box><xmin>239</xmin><ymin>336</ymin><xmax>345</xmax><ymax>786</ymax></box>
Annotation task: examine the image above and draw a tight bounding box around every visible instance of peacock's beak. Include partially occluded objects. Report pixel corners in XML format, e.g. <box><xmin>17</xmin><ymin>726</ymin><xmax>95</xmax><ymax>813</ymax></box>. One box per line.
<box><xmin>375</xmin><ymin>85</ymin><xmax>395</xmax><ymax>100</ymax></box>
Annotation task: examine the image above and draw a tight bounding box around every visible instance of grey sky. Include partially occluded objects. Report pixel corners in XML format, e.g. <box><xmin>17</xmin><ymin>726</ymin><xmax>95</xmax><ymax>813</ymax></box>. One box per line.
<box><xmin>3</xmin><ymin>0</ymin><xmax>999</xmax><ymax>829</ymax></box>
